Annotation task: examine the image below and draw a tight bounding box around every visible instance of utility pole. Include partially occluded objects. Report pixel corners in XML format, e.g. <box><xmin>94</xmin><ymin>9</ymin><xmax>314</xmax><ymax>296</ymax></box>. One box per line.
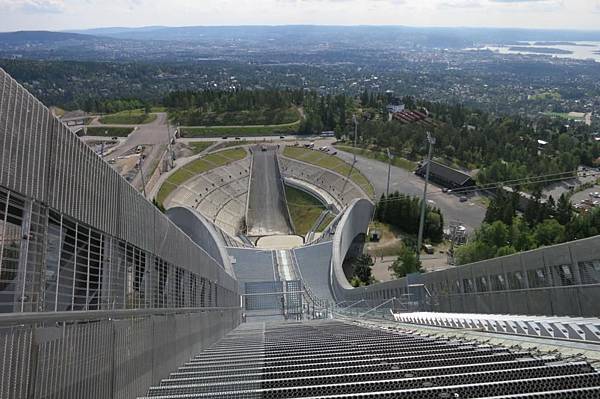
<box><xmin>352</xmin><ymin>114</ymin><xmax>358</xmax><ymax>163</ymax></box>
<box><xmin>138</xmin><ymin>156</ymin><xmax>147</xmax><ymax>199</ymax></box>
<box><xmin>416</xmin><ymin>132</ymin><xmax>435</xmax><ymax>261</ymax></box>
<box><xmin>386</xmin><ymin>148</ymin><xmax>393</xmax><ymax>197</ymax></box>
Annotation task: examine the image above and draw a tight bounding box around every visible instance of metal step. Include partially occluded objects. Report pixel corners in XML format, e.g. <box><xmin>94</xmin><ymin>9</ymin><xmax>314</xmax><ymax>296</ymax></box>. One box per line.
<box><xmin>139</xmin><ymin>320</ymin><xmax>600</xmax><ymax>399</ymax></box>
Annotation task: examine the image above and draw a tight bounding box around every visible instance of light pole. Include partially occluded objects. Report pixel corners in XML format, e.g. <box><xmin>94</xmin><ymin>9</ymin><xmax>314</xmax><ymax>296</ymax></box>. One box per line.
<box><xmin>386</xmin><ymin>148</ymin><xmax>393</xmax><ymax>197</ymax></box>
<box><xmin>138</xmin><ymin>156</ymin><xmax>147</xmax><ymax>199</ymax></box>
<box><xmin>352</xmin><ymin>114</ymin><xmax>358</xmax><ymax>163</ymax></box>
<box><xmin>416</xmin><ymin>132</ymin><xmax>435</xmax><ymax>261</ymax></box>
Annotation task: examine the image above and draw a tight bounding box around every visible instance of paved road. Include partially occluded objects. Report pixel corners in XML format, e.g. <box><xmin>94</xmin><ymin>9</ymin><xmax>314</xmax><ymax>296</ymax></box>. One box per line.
<box><xmin>105</xmin><ymin>113</ymin><xmax>170</xmax><ymax>158</ymax></box>
<box><xmin>179</xmin><ymin>135</ymin><xmax>308</xmax><ymax>143</ymax></box>
<box><xmin>572</xmin><ymin>185</ymin><xmax>600</xmax><ymax>205</ymax></box>
<box><xmin>543</xmin><ymin>168</ymin><xmax>600</xmax><ymax>204</ymax></box>
<box><xmin>246</xmin><ymin>146</ymin><xmax>294</xmax><ymax>236</ymax></box>
<box><xmin>86</xmin><ymin>113</ymin><xmax>171</xmax><ymax>192</ymax></box>
<box><xmin>334</xmin><ymin>150</ymin><xmax>486</xmax><ymax>232</ymax></box>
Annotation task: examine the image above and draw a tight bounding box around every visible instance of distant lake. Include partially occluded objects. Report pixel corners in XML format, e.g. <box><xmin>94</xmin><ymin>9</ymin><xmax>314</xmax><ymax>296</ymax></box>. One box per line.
<box><xmin>465</xmin><ymin>41</ymin><xmax>600</xmax><ymax>62</ymax></box>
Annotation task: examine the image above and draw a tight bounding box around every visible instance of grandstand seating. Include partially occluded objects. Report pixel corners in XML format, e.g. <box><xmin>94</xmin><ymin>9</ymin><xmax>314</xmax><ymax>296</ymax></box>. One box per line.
<box><xmin>167</xmin><ymin>157</ymin><xmax>251</xmax><ymax>237</ymax></box>
<box><xmin>279</xmin><ymin>157</ymin><xmax>366</xmax><ymax>208</ymax></box>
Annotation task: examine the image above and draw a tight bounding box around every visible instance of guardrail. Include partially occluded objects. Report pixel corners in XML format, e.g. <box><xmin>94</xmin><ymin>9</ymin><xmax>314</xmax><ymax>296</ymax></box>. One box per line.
<box><xmin>0</xmin><ymin>306</ymin><xmax>241</xmax><ymax>399</ymax></box>
<box><xmin>393</xmin><ymin>311</ymin><xmax>600</xmax><ymax>344</ymax></box>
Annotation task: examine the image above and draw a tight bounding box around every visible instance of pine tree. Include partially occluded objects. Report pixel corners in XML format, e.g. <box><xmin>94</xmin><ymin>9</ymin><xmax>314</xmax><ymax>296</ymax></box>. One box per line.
<box><xmin>556</xmin><ymin>193</ymin><xmax>573</xmax><ymax>225</ymax></box>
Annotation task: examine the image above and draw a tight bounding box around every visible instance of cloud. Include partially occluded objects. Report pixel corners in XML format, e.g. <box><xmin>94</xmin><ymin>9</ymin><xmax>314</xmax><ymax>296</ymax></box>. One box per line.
<box><xmin>0</xmin><ymin>0</ymin><xmax>65</xmax><ymax>13</ymax></box>
<box><xmin>438</xmin><ymin>0</ymin><xmax>483</xmax><ymax>9</ymax></box>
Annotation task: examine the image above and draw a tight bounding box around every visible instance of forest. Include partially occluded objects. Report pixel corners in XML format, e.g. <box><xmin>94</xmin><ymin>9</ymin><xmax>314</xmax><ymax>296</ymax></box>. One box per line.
<box><xmin>164</xmin><ymin>89</ymin><xmax>304</xmax><ymax>126</ymax></box>
<box><xmin>455</xmin><ymin>190</ymin><xmax>600</xmax><ymax>265</ymax></box>
<box><xmin>374</xmin><ymin>192</ymin><xmax>445</xmax><ymax>244</ymax></box>
<box><xmin>352</xmin><ymin>95</ymin><xmax>599</xmax><ymax>190</ymax></box>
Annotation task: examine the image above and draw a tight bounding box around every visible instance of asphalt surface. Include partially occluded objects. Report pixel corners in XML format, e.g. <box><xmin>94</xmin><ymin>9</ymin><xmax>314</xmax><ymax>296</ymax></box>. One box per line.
<box><xmin>334</xmin><ymin>149</ymin><xmax>486</xmax><ymax>232</ymax></box>
<box><xmin>543</xmin><ymin>168</ymin><xmax>600</xmax><ymax>204</ymax></box>
<box><xmin>102</xmin><ymin>112</ymin><xmax>170</xmax><ymax>158</ymax></box>
<box><xmin>246</xmin><ymin>146</ymin><xmax>294</xmax><ymax>236</ymax></box>
<box><xmin>83</xmin><ymin>113</ymin><xmax>171</xmax><ymax>192</ymax></box>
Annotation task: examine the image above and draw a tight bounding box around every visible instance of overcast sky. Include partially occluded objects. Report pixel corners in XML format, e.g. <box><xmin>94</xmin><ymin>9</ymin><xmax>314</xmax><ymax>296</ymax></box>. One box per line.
<box><xmin>1</xmin><ymin>0</ymin><xmax>600</xmax><ymax>32</ymax></box>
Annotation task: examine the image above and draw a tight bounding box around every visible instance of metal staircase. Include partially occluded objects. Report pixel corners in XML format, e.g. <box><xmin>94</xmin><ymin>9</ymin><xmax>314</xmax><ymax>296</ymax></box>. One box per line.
<box><xmin>139</xmin><ymin>319</ymin><xmax>600</xmax><ymax>398</ymax></box>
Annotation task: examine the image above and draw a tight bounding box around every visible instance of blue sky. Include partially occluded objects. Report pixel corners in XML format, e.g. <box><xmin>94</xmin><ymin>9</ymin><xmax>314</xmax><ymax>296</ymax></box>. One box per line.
<box><xmin>0</xmin><ymin>0</ymin><xmax>599</xmax><ymax>32</ymax></box>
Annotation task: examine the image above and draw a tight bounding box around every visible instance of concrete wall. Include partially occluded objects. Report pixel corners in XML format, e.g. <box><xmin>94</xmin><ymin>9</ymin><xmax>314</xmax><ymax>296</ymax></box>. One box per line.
<box><xmin>330</xmin><ymin>198</ymin><xmax>374</xmax><ymax>301</ymax></box>
<box><xmin>330</xmin><ymin>195</ymin><xmax>600</xmax><ymax>317</ymax></box>
<box><xmin>167</xmin><ymin>207</ymin><xmax>235</xmax><ymax>276</ymax></box>
<box><xmin>328</xmin><ymin>194</ymin><xmax>600</xmax><ymax>317</ymax></box>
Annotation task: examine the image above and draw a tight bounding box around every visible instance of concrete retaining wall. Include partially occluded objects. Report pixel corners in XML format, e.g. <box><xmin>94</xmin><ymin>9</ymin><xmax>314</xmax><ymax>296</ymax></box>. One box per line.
<box><xmin>328</xmin><ymin>195</ymin><xmax>600</xmax><ymax>317</ymax></box>
<box><xmin>167</xmin><ymin>207</ymin><xmax>235</xmax><ymax>277</ymax></box>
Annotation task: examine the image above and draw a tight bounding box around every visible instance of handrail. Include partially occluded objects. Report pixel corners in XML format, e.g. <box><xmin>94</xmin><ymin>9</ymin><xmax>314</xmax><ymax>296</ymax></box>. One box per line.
<box><xmin>0</xmin><ymin>306</ymin><xmax>242</xmax><ymax>326</ymax></box>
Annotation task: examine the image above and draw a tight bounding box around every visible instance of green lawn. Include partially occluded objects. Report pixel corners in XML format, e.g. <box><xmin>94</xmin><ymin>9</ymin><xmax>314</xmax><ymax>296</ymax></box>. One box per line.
<box><xmin>529</xmin><ymin>91</ymin><xmax>561</xmax><ymax>101</ymax></box>
<box><xmin>85</xmin><ymin>127</ymin><xmax>134</xmax><ymax>137</ymax></box>
<box><xmin>188</xmin><ymin>141</ymin><xmax>215</xmax><ymax>155</ymax></box>
<box><xmin>316</xmin><ymin>213</ymin><xmax>335</xmax><ymax>232</ymax></box>
<box><xmin>99</xmin><ymin>109</ymin><xmax>157</xmax><ymax>125</ymax></box>
<box><xmin>333</xmin><ymin>145</ymin><xmax>417</xmax><ymax>171</ymax></box>
<box><xmin>180</xmin><ymin>121</ymin><xmax>300</xmax><ymax>138</ymax></box>
<box><xmin>156</xmin><ymin>148</ymin><xmax>247</xmax><ymax>206</ymax></box>
<box><xmin>541</xmin><ymin>111</ymin><xmax>585</xmax><ymax>121</ymax></box>
<box><xmin>220</xmin><ymin>140</ymin><xmax>252</xmax><ymax>148</ymax></box>
<box><xmin>285</xmin><ymin>185</ymin><xmax>328</xmax><ymax>236</ymax></box>
<box><xmin>283</xmin><ymin>147</ymin><xmax>375</xmax><ymax>198</ymax></box>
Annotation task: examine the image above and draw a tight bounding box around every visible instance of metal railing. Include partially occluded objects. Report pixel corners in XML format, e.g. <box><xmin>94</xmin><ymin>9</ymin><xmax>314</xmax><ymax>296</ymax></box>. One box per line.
<box><xmin>0</xmin><ymin>306</ymin><xmax>241</xmax><ymax>399</ymax></box>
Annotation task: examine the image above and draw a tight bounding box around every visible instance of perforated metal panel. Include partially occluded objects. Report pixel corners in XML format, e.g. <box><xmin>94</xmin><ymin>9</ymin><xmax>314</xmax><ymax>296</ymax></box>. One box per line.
<box><xmin>0</xmin><ymin>68</ymin><xmax>240</xmax><ymax>313</ymax></box>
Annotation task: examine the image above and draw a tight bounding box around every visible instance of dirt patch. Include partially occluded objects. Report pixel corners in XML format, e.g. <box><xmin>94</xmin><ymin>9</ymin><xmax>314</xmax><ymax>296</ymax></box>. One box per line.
<box><xmin>365</xmin><ymin>222</ymin><xmax>405</xmax><ymax>258</ymax></box>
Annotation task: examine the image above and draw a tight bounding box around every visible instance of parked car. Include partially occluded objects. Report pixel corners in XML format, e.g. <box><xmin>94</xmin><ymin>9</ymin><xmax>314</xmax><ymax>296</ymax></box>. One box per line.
<box><xmin>589</xmin><ymin>192</ymin><xmax>600</xmax><ymax>199</ymax></box>
<box><xmin>422</xmin><ymin>244</ymin><xmax>435</xmax><ymax>255</ymax></box>
<box><xmin>459</xmin><ymin>196</ymin><xmax>468</xmax><ymax>203</ymax></box>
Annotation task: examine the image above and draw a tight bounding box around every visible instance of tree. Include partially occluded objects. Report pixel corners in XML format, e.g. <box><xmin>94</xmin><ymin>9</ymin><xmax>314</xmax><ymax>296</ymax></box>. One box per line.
<box><xmin>352</xmin><ymin>254</ymin><xmax>374</xmax><ymax>285</ymax></box>
<box><xmin>485</xmin><ymin>189</ymin><xmax>516</xmax><ymax>226</ymax></box>
<box><xmin>455</xmin><ymin>240</ymin><xmax>496</xmax><ymax>265</ymax></box>
<box><xmin>524</xmin><ymin>190</ymin><xmax>543</xmax><ymax>227</ymax></box>
<box><xmin>375</xmin><ymin>193</ymin><xmax>386</xmax><ymax>221</ymax></box>
<box><xmin>533</xmin><ymin>219</ymin><xmax>565</xmax><ymax>246</ymax></box>
<box><xmin>389</xmin><ymin>247</ymin><xmax>422</xmax><ymax>279</ymax></box>
<box><xmin>556</xmin><ymin>193</ymin><xmax>573</xmax><ymax>225</ymax></box>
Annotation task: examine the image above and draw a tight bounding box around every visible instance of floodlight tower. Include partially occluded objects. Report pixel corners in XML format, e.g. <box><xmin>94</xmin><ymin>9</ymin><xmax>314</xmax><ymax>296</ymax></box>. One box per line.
<box><xmin>386</xmin><ymin>148</ymin><xmax>393</xmax><ymax>197</ymax></box>
<box><xmin>416</xmin><ymin>132</ymin><xmax>435</xmax><ymax>261</ymax></box>
<box><xmin>352</xmin><ymin>114</ymin><xmax>358</xmax><ymax>163</ymax></box>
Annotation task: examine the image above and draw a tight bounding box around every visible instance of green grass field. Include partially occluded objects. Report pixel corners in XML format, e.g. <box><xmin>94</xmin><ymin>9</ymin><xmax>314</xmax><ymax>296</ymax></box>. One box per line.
<box><xmin>333</xmin><ymin>145</ymin><xmax>417</xmax><ymax>172</ymax></box>
<box><xmin>85</xmin><ymin>127</ymin><xmax>134</xmax><ymax>137</ymax></box>
<box><xmin>187</xmin><ymin>141</ymin><xmax>215</xmax><ymax>155</ymax></box>
<box><xmin>285</xmin><ymin>185</ymin><xmax>329</xmax><ymax>236</ymax></box>
<box><xmin>529</xmin><ymin>91</ymin><xmax>561</xmax><ymax>101</ymax></box>
<box><xmin>180</xmin><ymin>121</ymin><xmax>300</xmax><ymax>138</ymax></box>
<box><xmin>283</xmin><ymin>147</ymin><xmax>375</xmax><ymax>198</ymax></box>
<box><xmin>541</xmin><ymin>111</ymin><xmax>585</xmax><ymax>121</ymax></box>
<box><xmin>99</xmin><ymin>109</ymin><xmax>157</xmax><ymax>125</ymax></box>
<box><xmin>156</xmin><ymin>148</ymin><xmax>247</xmax><ymax>206</ymax></box>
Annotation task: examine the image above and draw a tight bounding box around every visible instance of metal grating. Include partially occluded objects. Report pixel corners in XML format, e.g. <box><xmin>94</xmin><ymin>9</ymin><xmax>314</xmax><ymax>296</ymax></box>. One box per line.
<box><xmin>139</xmin><ymin>319</ymin><xmax>600</xmax><ymax>399</ymax></box>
